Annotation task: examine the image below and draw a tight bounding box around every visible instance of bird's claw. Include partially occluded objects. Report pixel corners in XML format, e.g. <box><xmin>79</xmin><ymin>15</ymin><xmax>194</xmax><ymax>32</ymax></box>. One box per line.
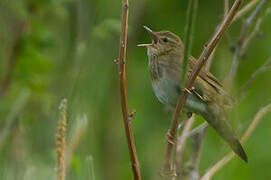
<box><xmin>166</xmin><ymin>130</ymin><xmax>175</xmax><ymax>145</ymax></box>
<box><xmin>184</xmin><ymin>88</ymin><xmax>192</xmax><ymax>94</ymax></box>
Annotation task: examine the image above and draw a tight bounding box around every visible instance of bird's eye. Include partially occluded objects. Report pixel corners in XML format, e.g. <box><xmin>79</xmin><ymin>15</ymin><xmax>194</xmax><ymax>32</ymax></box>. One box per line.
<box><xmin>162</xmin><ymin>37</ymin><xmax>169</xmax><ymax>42</ymax></box>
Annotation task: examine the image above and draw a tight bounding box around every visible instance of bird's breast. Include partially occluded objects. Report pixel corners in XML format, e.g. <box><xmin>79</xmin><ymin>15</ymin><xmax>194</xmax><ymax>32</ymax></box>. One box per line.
<box><xmin>151</xmin><ymin>72</ymin><xmax>180</xmax><ymax>107</ymax></box>
<box><xmin>148</xmin><ymin>55</ymin><xmax>182</xmax><ymax>106</ymax></box>
<box><xmin>148</xmin><ymin>56</ymin><xmax>162</xmax><ymax>81</ymax></box>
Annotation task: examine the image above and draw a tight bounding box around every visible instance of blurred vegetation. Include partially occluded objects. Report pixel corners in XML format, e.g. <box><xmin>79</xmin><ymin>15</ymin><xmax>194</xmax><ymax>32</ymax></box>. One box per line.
<box><xmin>0</xmin><ymin>0</ymin><xmax>271</xmax><ymax>179</ymax></box>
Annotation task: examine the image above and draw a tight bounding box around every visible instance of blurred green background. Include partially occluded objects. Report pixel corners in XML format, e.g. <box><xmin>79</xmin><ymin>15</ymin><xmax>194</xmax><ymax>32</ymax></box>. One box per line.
<box><xmin>0</xmin><ymin>0</ymin><xmax>271</xmax><ymax>179</ymax></box>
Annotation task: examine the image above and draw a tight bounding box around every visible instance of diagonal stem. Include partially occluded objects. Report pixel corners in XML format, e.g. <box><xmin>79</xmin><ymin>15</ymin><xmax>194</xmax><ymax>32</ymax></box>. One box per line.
<box><xmin>163</xmin><ymin>0</ymin><xmax>244</xmax><ymax>177</ymax></box>
<box><xmin>234</xmin><ymin>0</ymin><xmax>261</xmax><ymax>21</ymax></box>
<box><xmin>163</xmin><ymin>0</ymin><xmax>198</xmax><ymax>177</ymax></box>
<box><xmin>227</xmin><ymin>0</ymin><xmax>267</xmax><ymax>86</ymax></box>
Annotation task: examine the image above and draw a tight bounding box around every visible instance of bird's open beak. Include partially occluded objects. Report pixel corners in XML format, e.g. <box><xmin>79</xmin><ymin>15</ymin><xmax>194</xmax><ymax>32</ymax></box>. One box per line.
<box><xmin>137</xmin><ymin>26</ymin><xmax>159</xmax><ymax>47</ymax></box>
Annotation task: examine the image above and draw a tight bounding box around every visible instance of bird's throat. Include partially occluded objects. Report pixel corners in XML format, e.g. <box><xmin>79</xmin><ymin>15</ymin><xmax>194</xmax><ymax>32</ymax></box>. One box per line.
<box><xmin>149</xmin><ymin>56</ymin><xmax>163</xmax><ymax>81</ymax></box>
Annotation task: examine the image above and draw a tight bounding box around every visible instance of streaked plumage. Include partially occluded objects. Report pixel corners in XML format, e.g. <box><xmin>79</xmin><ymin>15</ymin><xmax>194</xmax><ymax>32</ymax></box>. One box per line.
<box><xmin>139</xmin><ymin>26</ymin><xmax>247</xmax><ymax>162</ymax></box>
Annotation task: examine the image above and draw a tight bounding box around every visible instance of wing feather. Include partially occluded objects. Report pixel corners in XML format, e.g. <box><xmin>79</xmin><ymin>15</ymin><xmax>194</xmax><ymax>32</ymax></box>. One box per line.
<box><xmin>188</xmin><ymin>57</ymin><xmax>234</xmax><ymax>106</ymax></box>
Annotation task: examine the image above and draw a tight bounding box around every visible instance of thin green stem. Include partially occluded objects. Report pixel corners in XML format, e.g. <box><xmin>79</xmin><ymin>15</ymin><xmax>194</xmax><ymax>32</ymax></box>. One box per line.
<box><xmin>181</xmin><ymin>0</ymin><xmax>198</xmax><ymax>86</ymax></box>
<box><xmin>163</xmin><ymin>0</ymin><xmax>198</xmax><ymax>177</ymax></box>
<box><xmin>163</xmin><ymin>0</ymin><xmax>244</xmax><ymax>177</ymax></box>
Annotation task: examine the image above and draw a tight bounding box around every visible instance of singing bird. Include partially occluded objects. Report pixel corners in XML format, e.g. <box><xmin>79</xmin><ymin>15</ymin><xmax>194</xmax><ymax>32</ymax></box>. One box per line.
<box><xmin>138</xmin><ymin>26</ymin><xmax>248</xmax><ymax>162</ymax></box>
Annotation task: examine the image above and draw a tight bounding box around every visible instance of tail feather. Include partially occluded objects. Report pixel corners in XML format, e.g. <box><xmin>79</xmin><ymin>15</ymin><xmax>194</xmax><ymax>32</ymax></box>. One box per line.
<box><xmin>202</xmin><ymin>104</ymin><xmax>248</xmax><ymax>162</ymax></box>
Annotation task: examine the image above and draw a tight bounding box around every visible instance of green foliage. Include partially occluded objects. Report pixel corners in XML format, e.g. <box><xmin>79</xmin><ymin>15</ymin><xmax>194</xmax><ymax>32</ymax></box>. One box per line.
<box><xmin>0</xmin><ymin>0</ymin><xmax>271</xmax><ymax>179</ymax></box>
<box><xmin>92</xmin><ymin>19</ymin><xmax>121</xmax><ymax>40</ymax></box>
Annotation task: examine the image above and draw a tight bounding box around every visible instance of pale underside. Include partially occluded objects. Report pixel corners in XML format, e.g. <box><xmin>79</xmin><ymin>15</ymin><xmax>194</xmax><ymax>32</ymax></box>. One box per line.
<box><xmin>147</xmin><ymin>48</ymin><xmax>233</xmax><ymax>115</ymax></box>
<box><xmin>146</xmin><ymin>42</ymin><xmax>247</xmax><ymax>162</ymax></box>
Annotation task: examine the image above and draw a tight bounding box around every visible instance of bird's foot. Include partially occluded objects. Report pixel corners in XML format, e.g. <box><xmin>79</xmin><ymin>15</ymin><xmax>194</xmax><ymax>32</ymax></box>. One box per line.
<box><xmin>184</xmin><ymin>88</ymin><xmax>192</xmax><ymax>94</ymax></box>
<box><xmin>166</xmin><ymin>130</ymin><xmax>175</xmax><ymax>145</ymax></box>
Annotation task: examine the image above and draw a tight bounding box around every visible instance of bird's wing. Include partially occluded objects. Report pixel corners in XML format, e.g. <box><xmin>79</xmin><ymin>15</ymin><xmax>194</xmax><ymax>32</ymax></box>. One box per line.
<box><xmin>188</xmin><ymin>57</ymin><xmax>234</xmax><ymax>106</ymax></box>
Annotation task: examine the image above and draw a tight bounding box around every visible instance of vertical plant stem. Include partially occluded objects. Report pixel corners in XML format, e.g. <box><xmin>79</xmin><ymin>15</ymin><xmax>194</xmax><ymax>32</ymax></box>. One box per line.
<box><xmin>163</xmin><ymin>0</ymin><xmax>243</xmax><ymax>177</ymax></box>
<box><xmin>175</xmin><ymin>2</ymin><xmax>199</xmax><ymax>174</ymax></box>
<box><xmin>181</xmin><ymin>126</ymin><xmax>208</xmax><ymax>180</ymax></box>
<box><xmin>56</xmin><ymin>99</ymin><xmax>68</xmax><ymax>180</ymax></box>
<box><xmin>163</xmin><ymin>0</ymin><xmax>198</xmax><ymax>176</ymax></box>
<box><xmin>117</xmin><ymin>0</ymin><xmax>141</xmax><ymax>179</ymax></box>
<box><xmin>181</xmin><ymin>0</ymin><xmax>199</xmax><ymax>85</ymax></box>
<box><xmin>191</xmin><ymin>127</ymin><xmax>208</xmax><ymax>170</ymax></box>
<box><xmin>205</xmin><ymin>0</ymin><xmax>230</xmax><ymax>71</ymax></box>
<box><xmin>175</xmin><ymin>115</ymin><xmax>195</xmax><ymax>177</ymax></box>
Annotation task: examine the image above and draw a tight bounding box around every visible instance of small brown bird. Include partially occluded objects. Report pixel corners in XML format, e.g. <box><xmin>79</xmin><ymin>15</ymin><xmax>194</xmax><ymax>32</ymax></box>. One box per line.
<box><xmin>138</xmin><ymin>26</ymin><xmax>248</xmax><ymax>162</ymax></box>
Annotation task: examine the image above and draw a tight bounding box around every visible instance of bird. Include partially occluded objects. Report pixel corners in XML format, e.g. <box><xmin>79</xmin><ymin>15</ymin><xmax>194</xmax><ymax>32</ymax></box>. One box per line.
<box><xmin>138</xmin><ymin>26</ymin><xmax>248</xmax><ymax>162</ymax></box>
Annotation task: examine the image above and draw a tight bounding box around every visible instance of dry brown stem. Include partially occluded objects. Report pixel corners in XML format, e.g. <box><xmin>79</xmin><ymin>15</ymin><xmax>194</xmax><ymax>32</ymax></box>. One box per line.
<box><xmin>198</xmin><ymin>0</ymin><xmax>231</xmax><ymax>160</ymax></box>
<box><xmin>207</xmin><ymin>0</ymin><xmax>264</xmax><ymax>72</ymax></box>
<box><xmin>117</xmin><ymin>0</ymin><xmax>141</xmax><ymax>179</ymax></box>
<box><xmin>191</xmin><ymin>127</ymin><xmax>208</xmax><ymax>170</ymax></box>
<box><xmin>234</xmin><ymin>0</ymin><xmax>261</xmax><ymax>21</ymax></box>
<box><xmin>186</xmin><ymin>122</ymin><xmax>209</xmax><ymax>138</ymax></box>
<box><xmin>175</xmin><ymin>115</ymin><xmax>195</xmax><ymax>178</ymax></box>
<box><xmin>227</xmin><ymin>0</ymin><xmax>267</xmax><ymax>86</ymax></box>
<box><xmin>205</xmin><ymin>48</ymin><xmax>216</xmax><ymax>71</ymax></box>
<box><xmin>56</xmin><ymin>99</ymin><xmax>68</xmax><ymax>180</ymax></box>
<box><xmin>184</xmin><ymin>126</ymin><xmax>208</xmax><ymax>180</ymax></box>
<box><xmin>201</xmin><ymin>103</ymin><xmax>271</xmax><ymax>180</ymax></box>
<box><xmin>163</xmin><ymin>0</ymin><xmax>244</xmax><ymax>176</ymax></box>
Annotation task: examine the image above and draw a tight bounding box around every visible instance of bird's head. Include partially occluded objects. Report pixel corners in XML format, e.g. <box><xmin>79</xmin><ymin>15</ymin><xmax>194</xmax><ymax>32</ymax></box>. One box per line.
<box><xmin>138</xmin><ymin>26</ymin><xmax>184</xmax><ymax>58</ymax></box>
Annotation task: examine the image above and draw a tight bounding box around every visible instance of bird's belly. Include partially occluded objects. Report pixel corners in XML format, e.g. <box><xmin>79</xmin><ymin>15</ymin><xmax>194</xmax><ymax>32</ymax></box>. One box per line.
<box><xmin>152</xmin><ymin>77</ymin><xmax>207</xmax><ymax>114</ymax></box>
<box><xmin>152</xmin><ymin>77</ymin><xmax>180</xmax><ymax>107</ymax></box>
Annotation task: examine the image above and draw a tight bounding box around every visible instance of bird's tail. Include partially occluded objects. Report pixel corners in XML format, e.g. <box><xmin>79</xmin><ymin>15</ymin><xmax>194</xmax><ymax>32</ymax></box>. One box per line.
<box><xmin>201</xmin><ymin>103</ymin><xmax>248</xmax><ymax>162</ymax></box>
